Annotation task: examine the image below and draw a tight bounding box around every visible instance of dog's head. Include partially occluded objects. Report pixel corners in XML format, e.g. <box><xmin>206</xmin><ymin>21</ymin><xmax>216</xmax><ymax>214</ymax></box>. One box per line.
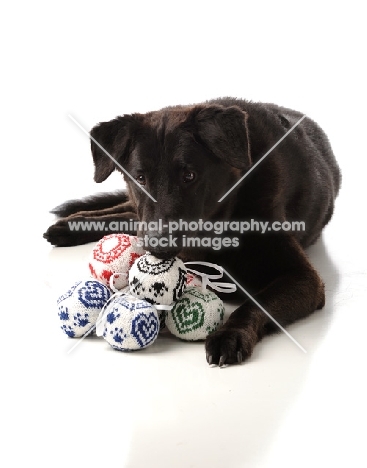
<box><xmin>90</xmin><ymin>104</ymin><xmax>251</xmax><ymax>258</ymax></box>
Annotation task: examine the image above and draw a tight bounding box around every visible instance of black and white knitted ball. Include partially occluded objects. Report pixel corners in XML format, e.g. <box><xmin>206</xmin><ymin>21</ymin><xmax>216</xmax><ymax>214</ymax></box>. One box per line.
<box><xmin>128</xmin><ymin>254</ymin><xmax>187</xmax><ymax>306</ymax></box>
<box><xmin>101</xmin><ymin>294</ymin><xmax>160</xmax><ymax>351</ymax></box>
<box><xmin>165</xmin><ymin>287</ymin><xmax>225</xmax><ymax>341</ymax></box>
<box><xmin>57</xmin><ymin>280</ymin><xmax>111</xmax><ymax>338</ymax></box>
<box><xmin>89</xmin><ymin>234</ymin><xmax>145</xmax><ymax>290</ymax></box>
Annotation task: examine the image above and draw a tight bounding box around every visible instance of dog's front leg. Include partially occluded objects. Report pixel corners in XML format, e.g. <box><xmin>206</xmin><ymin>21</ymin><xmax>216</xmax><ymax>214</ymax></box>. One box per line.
<box><xmin>205</xmin><ymin>236</ymin><xmax>325</xmax><ymax>366</ymax></box>
<box><xmin>44</xmin><ymin>203</ymin><xmax>138</xmax><ymax>247</ymax></box>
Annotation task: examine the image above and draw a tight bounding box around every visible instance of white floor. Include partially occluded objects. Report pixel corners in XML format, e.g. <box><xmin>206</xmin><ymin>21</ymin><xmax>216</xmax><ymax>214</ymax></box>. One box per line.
<box><xmin>2</xmin><ymin>2</ymin><xmax>367</xmax><ymax>467</ymax></box>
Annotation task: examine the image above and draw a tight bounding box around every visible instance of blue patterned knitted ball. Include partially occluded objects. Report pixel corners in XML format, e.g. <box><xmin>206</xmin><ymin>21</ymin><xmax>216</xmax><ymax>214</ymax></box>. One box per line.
<box><xmin>100</xmin><ymin>294</ymin><xmax>160</xmax><ymax>351</ymax></box>
<box><xmin>57</xmin><ymin>280</ymin><xmax>111</xmax><ymax>338</ymax></box>
<box><xmin>128</xmin><ymin>254</ymin><xmax>187</xmax><ymax>306</ymax></box>
<box><xmin>165</xmin><ymin>287</ymin><xmax>225</xmax><ymax>341</ymax></box>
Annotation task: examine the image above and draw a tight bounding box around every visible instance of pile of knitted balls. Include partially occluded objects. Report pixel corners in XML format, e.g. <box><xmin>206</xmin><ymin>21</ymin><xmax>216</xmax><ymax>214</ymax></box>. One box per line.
<box><xmin>56</xmin><ymin>233</ymin><xmax>227</xmax><ymax>352</ymax></box>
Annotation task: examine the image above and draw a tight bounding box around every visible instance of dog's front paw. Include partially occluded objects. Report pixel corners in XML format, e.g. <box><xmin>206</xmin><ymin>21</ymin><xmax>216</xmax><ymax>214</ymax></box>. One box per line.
<box><xmin>44</xmin><ymin>218</ymin><xmax>98</xmax><ymax>247</ymax></box>
<box><xmin>43</xmin><ymin>219</ymin><xmax>74</xmax><ymax>246</ymax></box>
<box><xmin>205</xmin><ymin>327</ymin><xmax>257</xmax><ymax>367</ymax></box>
<box><xmin>44</xmin><ymin>217</ymin><xmax>107</xmax><ymax>247</ymax></box>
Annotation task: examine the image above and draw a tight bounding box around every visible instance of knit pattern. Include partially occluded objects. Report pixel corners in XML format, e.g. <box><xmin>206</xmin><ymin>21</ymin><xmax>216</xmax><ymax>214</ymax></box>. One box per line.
<box><xmin>155</xmin><ymin>273</ymin><xmax>201</xmax><ymax>330</ymax></box>
<box><xmin>108</xmin><ymin>284</ymin><xmax>167</xmax><ymax>331</ymax></box>
<box><xmin>102</xmin><ymin>294</ymin><xmax>160</xmax><ymax>351</ymax></box>
<box><xmin>57</xmin><ymin>280</ymin><xmax>111</xmax><ymax>338</ymax></box>
<box><xmin>165</xmin><ymin>287</ymin><xmax>224</xmax><ymax>341</ymax></box>
<box><xmin>186</xmin><ymin>272</ymin><xmax>202</xmax><ymax>288</ymax></box>
<box><xmin>57</xmin><ymin>239</ymin><xmax>230</xmax><ymax>352</ymax></box>
<box><xmin>129</xmin><ymin>254</ymin><xmax>187</xmax><ymax>306</ymax></box>
<box><xmin>89</xmin><ymin>234</ymin><xmax>145</xmax><ymax>289</ymax></box>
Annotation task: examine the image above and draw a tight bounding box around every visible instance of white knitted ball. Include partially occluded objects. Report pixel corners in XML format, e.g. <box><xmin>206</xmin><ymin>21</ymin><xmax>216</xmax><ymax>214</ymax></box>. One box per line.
<box><xmin>128</xmin><ymin>254</ymin><xmax>187</xmax><ymax>306</ymax></box>
<box><xmin>101</xmin><ymin>294</ymin><xmax>160</xmax><ymax>351</ymax></box>
<box><xmin>165</xmin><ymin>287</ymin><xmax>225</xmax><ymax>341</ymax></box>
<box><xmin>89</xmin><ymin>234</ymin><xmax>145</xmax><ymax>289</ymax></box>
<box><xmin>57</xmin><ymin>280</ymin><xmax>111</xmax><ymax>338</ymax></box>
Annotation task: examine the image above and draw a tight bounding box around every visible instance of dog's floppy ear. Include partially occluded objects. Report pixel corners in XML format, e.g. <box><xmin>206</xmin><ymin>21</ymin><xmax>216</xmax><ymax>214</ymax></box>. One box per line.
<box><xmin>90</xmin><ymin>115</ymin><xmax>138</xmax><ymax>183</ymax></box>
<box><xmin>193</xmin><ymin>105</ymin><xmax>251</xmax><ymax>170</ymax></box>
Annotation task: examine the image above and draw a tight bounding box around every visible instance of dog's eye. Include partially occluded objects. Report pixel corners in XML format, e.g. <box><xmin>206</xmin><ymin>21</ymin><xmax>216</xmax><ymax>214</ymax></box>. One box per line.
<box><xmin>182</xmin><ymin>170</ymin><xmax>196</xmax><ymax>183</ymax></box>
<box><xmin>135</xmin><ymin>175</ymin><xmax>146</xmax><ymax>185</ymax></box>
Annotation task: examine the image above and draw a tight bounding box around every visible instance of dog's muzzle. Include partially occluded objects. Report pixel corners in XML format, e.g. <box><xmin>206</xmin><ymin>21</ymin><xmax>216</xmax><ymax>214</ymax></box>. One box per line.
<box><xmin>141</xmin><ymin>230</ymin><xmax>182</xmax><ymax>259</ymax></box>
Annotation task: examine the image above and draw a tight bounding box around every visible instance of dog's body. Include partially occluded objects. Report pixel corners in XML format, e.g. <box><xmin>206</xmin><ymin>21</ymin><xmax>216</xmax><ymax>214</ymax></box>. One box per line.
<box><xmin>45</xmin><ymin>98</ymin><xmax>341</xmax><ymax>366</ymax></box>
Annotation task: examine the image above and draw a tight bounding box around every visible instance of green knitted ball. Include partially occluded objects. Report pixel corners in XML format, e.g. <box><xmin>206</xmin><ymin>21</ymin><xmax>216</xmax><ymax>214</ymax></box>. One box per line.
<box><xmin>165</xmin><ymin>287</ymin><xmax>224</xmax><ymax>341</ymax></box>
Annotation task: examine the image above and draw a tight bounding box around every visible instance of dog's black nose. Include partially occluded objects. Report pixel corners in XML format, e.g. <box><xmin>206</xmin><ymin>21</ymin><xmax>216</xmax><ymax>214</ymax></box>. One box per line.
<box><xmin>143</xmin><ymin>230</ymin><xmax>182</xmax><ymax>259</ymax></box>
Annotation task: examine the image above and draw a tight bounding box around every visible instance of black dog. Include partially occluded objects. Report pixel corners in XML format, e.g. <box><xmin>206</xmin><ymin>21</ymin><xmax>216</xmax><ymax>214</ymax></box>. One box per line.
<box><xmin>44</xmin><ymin>97</ymin><xmax>341</xmax><ymax>366</ymax></box>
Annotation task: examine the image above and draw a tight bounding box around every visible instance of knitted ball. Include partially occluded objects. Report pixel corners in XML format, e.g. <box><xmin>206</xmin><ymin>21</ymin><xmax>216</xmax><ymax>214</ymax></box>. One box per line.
<box><xmin>57</xmin><ymin>280</ymin><xmax>111</xmax><ymax>338</ymax></box>
<box><xmin>128</xmin><ymin>254</ymin><xmax>187</xmax><ymax>306</ymax></box>
<box><xmin>101</xmin><ymin>294</ymin><xmax>160</xmax><ymax>351</ymax></box>
<box><xmin>118</xmin><ymin>285</ymin><xmax>166</xmax><ymax>330</ymax></box>
<box><xmin>165</xmin><ymin>287</ymin><xmax>225</xmax><ymax>341</ymax></box>
<box><xmin>89</xmin><ymin>234</ymin><xmax>145</xmax><ymax>289</ymax></box>
<box><xmin>186</xmin><ymin>272</ymin><xmax>202</xmax><ymax>288</ymax></box>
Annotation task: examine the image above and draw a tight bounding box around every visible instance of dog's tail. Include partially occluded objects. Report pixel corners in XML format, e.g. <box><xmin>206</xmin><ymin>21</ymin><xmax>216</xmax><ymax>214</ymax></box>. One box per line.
<box><xmin>50</xmin><ymin>190</ymin><xmax>129</xmax><ymax>217</ymax></box>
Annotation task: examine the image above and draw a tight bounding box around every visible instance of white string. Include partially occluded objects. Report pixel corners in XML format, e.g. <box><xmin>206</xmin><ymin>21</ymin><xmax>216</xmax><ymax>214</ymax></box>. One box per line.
<box><xmin>95</xmin><ymin>274</ymin><xmax>128</xmax><ymax>336</ymax></box>
<box><xmin>184</xmin><ymin>261</ymin><xmax>237</xmax><ymax>294</ymax></box>
<box><xmin>95</xmin><ymin>273</ymin><xmax>173</xmax><ymax>336</ymax></box>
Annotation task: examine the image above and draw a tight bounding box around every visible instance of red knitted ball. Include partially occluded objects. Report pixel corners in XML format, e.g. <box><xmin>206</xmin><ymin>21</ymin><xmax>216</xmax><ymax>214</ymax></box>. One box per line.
<box><xmin>89</xmin><ymin>234</ymin><xmax>145</xmax><ymax>290</ymax></box>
